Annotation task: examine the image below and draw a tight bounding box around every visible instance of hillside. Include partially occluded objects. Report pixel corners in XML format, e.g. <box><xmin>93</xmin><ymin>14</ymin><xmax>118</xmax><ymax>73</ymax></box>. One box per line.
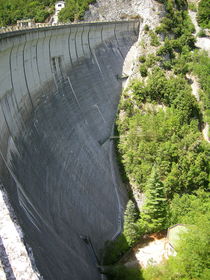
<box><xmin>102</xmin><ymin>1</ymin><xmax>210</xmax><ymax>279</ymax></box>
<box><xmin>0</xmin><ymin>0</ymin><xmax>96</xmax><ymax>27</ymax></box>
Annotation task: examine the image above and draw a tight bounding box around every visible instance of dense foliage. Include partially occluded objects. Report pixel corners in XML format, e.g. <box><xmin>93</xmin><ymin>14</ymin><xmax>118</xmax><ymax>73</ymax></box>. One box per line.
<box><xmin>105</xmin><ymin>265</ymin><xmax>143</xmax><ymax>280</ymax></box>
<box><xmin>123</xmin><ymin>200</ymin><xmax>140</xmax><ymax>246</ymax></box>
<box><xmin>105</xmin><ymin>0</ymin><xmax>210</xmax><ymax>279</ymax></box>
<box><xmin>140</xmin><ymin>168</ymin><xmax>167</xmax><ymax>232</ymax></box>
<box><xmin>118</xmin><ymin>71</ymin><xmax>208</xmax><ymax>198</ymax></box>
<box><xmin>58</xmin><ymin>0</ymin><xmax>96</xmax><ymax>22</ymax></box>
<box><xmin>0</xmin><ymin>0</ymin><xmax>95</xmax><ymax>26</ymax></box>
<box><xmin>189</xmin><ymin>51</ymin><xmax>210</xmax><ymax>130</ymax></box>
<box><xmin>0</xmin><ymin>0</ymin><xmax>55</xmax><ymax>26</ymax></box>
<box><xmin>197</xmin><ymin>0</ymin><xmax>210</xmax><ymax>28</ymax></box>
<box><xmin>144</xmin><ymin>191</ymin><xmax>210</xmax><ymax>280</ymax></box>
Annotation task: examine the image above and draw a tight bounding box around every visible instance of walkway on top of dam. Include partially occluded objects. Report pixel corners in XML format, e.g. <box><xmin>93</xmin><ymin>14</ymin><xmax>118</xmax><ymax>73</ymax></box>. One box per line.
<box><xmin>0</xmin><ymin>19</ymin><xmax>140</xmax><ymax>38</ymax></box>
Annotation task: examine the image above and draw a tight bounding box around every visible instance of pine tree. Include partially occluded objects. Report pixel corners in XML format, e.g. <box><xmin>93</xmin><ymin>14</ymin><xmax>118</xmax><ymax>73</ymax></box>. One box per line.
<box><xmin>123</xmin><ymin>200</ymin><xmax>141</xmax><ymax>246</ymax></box>
<box><xmin>141</xmin><ymin>167</ymin><xmax>167</xmax><ymax>233</ymax></box>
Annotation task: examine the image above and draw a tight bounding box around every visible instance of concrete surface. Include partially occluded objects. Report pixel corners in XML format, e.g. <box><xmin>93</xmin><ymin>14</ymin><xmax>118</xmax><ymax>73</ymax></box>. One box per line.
<box><xmin>0</xmin><ymin>21</ymin><xmax>139</xmax><ymax>280</ymax></box>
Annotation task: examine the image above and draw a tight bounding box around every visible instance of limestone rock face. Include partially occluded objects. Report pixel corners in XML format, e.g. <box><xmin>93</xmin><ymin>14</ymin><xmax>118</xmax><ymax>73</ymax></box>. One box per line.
<box><xmin>85</xmin><ymin>0</ymin><xmax>163</xmax><ymax>28</ymax></box>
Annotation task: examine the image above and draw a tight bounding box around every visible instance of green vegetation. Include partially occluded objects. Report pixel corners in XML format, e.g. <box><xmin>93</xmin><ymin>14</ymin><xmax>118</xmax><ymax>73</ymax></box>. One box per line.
<box><xmin>0</xmin><ymin>0</ymin><xmax>95</xmax><ymax>26</ymax></box>
<box><xmin>106</xmin><ymin>1</ymin><xmax>210</xmax><ymax>279</ymax></box>
<box><xmin>197</xmin><ymin>0</ymin><xmax>210</xmax><ymax>28</ymax></box>
<box><xmin>105</xmin><ymin>265</ymin><xmax>143</xmax><ymax>280</ymax></box>
<box><xmin>149</xmin><ymin>30</ymin><xmax>160</xmax><ymax>46</ymax></box>
<box><xmin>139</xmin><ymin>55</ymin><xmax>146</xmax><ymax>63</ymax></box>
<box><xmin>189</xmin><ymin>51</ymin><xmax>210</xmax><ymax>127</ymax></box>
<box><xmin>188</xmin><ymin>2</ymin><xmax>197</xmax><ymax>12</ymax></box>
<box><xmin>0</xmin><ymin>0</ymin><xmax>55</xmax><ymax>26</ymax></box>
<box><xmin>58</xmin><ymin>0</ymin><xmax>96</xmax><ymax>22</ymax></box>
<box><xmin>103</xmin><ymin>234</ymin><xmax>129</xmax><ymax>265</ymax></box>
<box><xmin>144</xmin><ymin>191</ymin><xmax>210</xmax><ymax>280</ymax></box>
<box><xmin>140</xmin><ymin>168</ymin><xmax>167</xmax><ymax>233</ymax></box>
<box><xmin>123</xmin><ymin>200</ymin><xmax>140</xmax><ymax>246</ymax></box>
<box><xmin>139</xmin><ymin>64</ymin><xmax>148</xmax><ymax>77</ymax></box>
<box><xmin>197</xmin><ymin>29</ymin><xmax>207</xmax><ymax>37</ymax></box>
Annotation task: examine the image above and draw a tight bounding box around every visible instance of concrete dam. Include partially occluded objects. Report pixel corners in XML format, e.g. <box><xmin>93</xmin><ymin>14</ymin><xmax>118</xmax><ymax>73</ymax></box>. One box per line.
<box><xmin>0</xmin><ymin>20</ymin><xmax>139</xmax><ymax>279</ymax></box>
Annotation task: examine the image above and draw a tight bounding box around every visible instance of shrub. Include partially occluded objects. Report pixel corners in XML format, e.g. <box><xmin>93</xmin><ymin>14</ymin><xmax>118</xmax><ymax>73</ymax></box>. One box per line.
<box><xmin>144</xmin><ymin>24</ymin><xmax>150</xmax><ymax>32</ymax></box>
<box><xmin>103</xmin><ymin>234</ymin><xmax>129</xmax><ymax>265</ymax></box>
<box><xmin>105</xmin><ymin>265</ymin><xmax>143</xmax><ymax>280</ymax></box>
<box><xmin>139</xmin><ymin>55</ymin><xmax>146</xmax><ymax>63</ymax></box>
<box><xmin>197</xmin><ymin>0</ymin><xmax>210</xmax><ymax>28</ymax></box>
<box><xmin>189</xmin><ymin>3</ymin><xmax>197</xmax><ymax>12</ymax></box>
<box><xmin>149</xmin><ymin>31</ymin><xmax>160</xmax><ymax>46</ymax></box>
<box><xmin>197</xmin><ymin>29</ymin><xmax>207</xmax><ymax>37</ymax></box>
<box><xmin>140</xmin><ymin>65</ymin><xmax>148</xmax><ymax>77</ymax></box>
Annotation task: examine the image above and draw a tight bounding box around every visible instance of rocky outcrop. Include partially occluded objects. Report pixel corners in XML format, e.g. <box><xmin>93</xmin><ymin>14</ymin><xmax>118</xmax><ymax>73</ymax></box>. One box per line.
<box><xmin>85</xmin><ymin>0</ymin><xmax>164</xmax><ymax>28</ymax></box>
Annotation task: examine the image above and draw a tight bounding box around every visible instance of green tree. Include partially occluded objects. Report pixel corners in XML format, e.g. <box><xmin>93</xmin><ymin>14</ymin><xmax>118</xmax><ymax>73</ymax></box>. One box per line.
<box><xmin>197</xmin><ymin>0</ymin><xmax>210</xmax><ymax>28</ymax></box>
<box><xmin>140</xmin><ymin>168</ymin><xmax>167</xmax><ymax>232</ymax></box>
<box><xmin>144</xmin><ymin>201</ymin><xmax>210</xmax><ymax>280</ymax></box>
<box><xmin>123</xmin><ymin>200</ymin><xmax>141</xmax><ymax>246</ymax></box>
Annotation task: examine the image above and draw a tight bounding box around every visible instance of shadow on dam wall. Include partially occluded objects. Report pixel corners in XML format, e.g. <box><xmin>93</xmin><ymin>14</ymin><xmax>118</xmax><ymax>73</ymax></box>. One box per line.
<box><xmin>0</xmin><ymin>21</ymin><xmax>139</xmax><ymax>279</ymax></box>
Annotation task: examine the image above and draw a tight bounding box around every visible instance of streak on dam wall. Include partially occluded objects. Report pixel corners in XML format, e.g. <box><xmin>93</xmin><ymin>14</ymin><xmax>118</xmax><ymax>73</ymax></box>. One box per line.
<box><xmin>0</xmin><ymin>21</ymin><xmax>139</xmax><ymax>279</ymax></box>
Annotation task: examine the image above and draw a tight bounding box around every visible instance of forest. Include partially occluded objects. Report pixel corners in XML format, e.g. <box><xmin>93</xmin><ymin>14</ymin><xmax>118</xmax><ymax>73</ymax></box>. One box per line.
<box><xmin>0</xmin><ymin>0</ymin><xmax>55</xmax><ymax>26</ymax></box>
<box><xmin>0</xmin><ymin>0</ymin><xmax>96</xmax><ymax>26</ymax></box>
<box><xmin>58</xmin><ymin>0</ymin><xmax>96</xmax><ymax>22</ymax></box>
<box><xmin>104</xmin><ymin>0</ymin><xmax>210</xmax><ymax>279</ymax></box>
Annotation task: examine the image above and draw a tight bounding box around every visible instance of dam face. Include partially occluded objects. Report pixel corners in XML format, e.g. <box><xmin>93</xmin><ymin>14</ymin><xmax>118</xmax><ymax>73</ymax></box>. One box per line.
<box><xmin>0</xmin><ymin>21</ymin><xmax>139</xmax><ymax>279</ymax></box>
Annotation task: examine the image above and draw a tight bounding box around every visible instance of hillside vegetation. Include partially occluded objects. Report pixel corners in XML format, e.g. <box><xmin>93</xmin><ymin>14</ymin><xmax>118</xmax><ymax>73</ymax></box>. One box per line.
<box><xmin>58</xmin><ymin>0</ymin><xmax>96</xmax><ymax>22</ymax></box>
<box><xmin>0</xmin><ymin>0</ymin><xmax>55</xmax><ymax>26</ymax></box>
<box><xmin>0</xmin><ymin>0</ymin><xmax>95</xmax><ymax>27</ymax></box>
<box><xmin>197</xmin><ymin>0</ymin><xmax>210</xmax><ymax>28</ymax></box>
<box><xmin>104</xmin><ymin>0</ymin><xmax>210</xmax><ymax>279</ymax></box>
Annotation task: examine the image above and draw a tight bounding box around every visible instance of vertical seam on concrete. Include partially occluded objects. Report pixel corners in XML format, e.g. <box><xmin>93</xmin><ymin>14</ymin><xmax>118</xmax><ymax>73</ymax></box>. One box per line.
<box><xmin>127</xmin><ymin>21</ymin><xmax>129</xmax><ymax>33</ymax></box>
<box><xmin>81</xmin><ymin>25</ymin><xmax>85</xmax><ymax>57</ymax></box>
<box><xmin>9</xmin><ymin>43</ymin><xmax>26</xmax><ymax>134</ymax></box>
<box><xmin>23</xmin><ymin>39</ymin><xmax>34</xmax><ymax>110</ymax></box>
<box><xmin>35</xmin><ymin>35</ymin><xmax>43</xmax><ymax>92</ymax></box>
<box><xmin>48</xmin><ymin>32</ymin><xmax>53</xmax><ymax>73</ymax></box>
<box><xmin>101</xmin><ymin>25</ymin><xmax>109</xmax><ymax>49</ymax></box>
<box><xmin>68</xmin><ymin>28</ymin><xmax>73</xmax><ymax>67</ymax></box>
<box><xmin>74</xmin><ymin>27</ymin><xmax>79</xmax><ymax>62</ymax></box>
<box><xmin>87</xmin><ymin>26</ymin><xmax>93</xmax><ymax>56</ymax></box>
<box><xmin>134</xmin><ymin>21</ymin><xmax>140</xmax><ymax>36</ymax></box>
<box><xmin>100</xmin><ymin>25</ymin><xmax>103</xmax><ymax>43</ymax></box>
<box><xmin>48</xmin><ymin>32</ymin><xmax>58</xmax><ymax>90</ymax></box>
<box><xmin>114</xmin><ymin>23</ymin><xmax>124</xmax><ymax>59</ymax></box>
<box><xmin>133</xmin><ymin>21</ymin><xmax>136</xmax><ymax>35</ymax></box>
<box><xmin>0</xmin><ymin>97</ymin><xmax>21</xmax><ymax>161</ymax></box>
<box><xmin>9</xmin><ymin>43</ymin><xmax>19</xmax><ymax>112</ymax></box>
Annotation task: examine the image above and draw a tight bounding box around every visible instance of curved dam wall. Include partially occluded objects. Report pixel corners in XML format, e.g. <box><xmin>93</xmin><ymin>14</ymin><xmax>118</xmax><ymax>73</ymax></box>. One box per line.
<box><xmin>0</xmin><ymin>21</ymin><xmax>139</xmax><ymax>280</ymax></box>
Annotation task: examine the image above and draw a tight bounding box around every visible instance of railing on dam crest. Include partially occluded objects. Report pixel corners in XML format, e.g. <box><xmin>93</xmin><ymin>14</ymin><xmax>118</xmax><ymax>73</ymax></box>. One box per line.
<box><xmin>0</xmin><ymin>19</ymin><xmax>140</xmax><ymax>36</ymax></box>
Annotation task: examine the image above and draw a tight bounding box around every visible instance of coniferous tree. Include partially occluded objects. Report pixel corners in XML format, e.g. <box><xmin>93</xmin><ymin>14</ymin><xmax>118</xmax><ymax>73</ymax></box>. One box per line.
<box><xmin>123</xmin><ymin>200</ymin><xmax>141</xmax><ymax>246</ymax></box>
<box><xmin>141</xmin><ymin>167</ymin><xmax>167</xmax><ymax>233</ymax></box>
